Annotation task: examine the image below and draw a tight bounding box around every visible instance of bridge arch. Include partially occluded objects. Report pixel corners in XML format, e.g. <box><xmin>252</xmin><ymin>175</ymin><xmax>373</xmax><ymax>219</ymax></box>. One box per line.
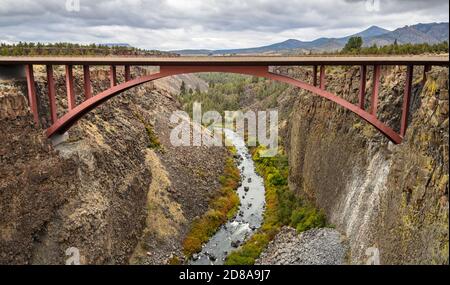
<box><xmin>45</xmin><ymin>65</ymin><xmax>402</xmax><ymax>143</ymax></box>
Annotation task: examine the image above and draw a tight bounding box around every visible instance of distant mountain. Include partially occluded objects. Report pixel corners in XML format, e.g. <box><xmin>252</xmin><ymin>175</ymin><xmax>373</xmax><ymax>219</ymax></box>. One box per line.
<box><xmin>365</xmin><ymin>23</ymin><xmax>447</xmax><ymax>46</ymax></box>
<box><xmin>172</xmin><ymin>22</ymin><xmax>448</xmax><ymax>55</ymax></box>
<box><xmin>412</xmin><ymin>22</ymin><xmax>449</xmax><ymax>42</ymax></box>
<box><xmin>175</xmin><ymin>39</ymin><xmax>307</xmax><ymax>55</ymax></box>
<box><xmin>353</xmin><ymin>25</ymin><xmax>391</xmax><ymax>38</ymax></box>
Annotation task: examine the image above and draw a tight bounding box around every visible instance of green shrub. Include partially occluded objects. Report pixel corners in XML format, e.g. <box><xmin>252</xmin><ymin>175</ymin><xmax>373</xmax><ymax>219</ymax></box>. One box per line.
<box><xmin>226</xmin><ymin>233</ymin><xmax>271</xmax><ymax>265</ymax></box>
<box><xmin>144</xmin><ymin>124</ymin><xmax>161</xmax><ymax>149</ymax></box>
<box><xmin>133</xmin><ymin>111</ymin><xmax>162</xmax><ymax>150</ymax></box>
<box><xmin>290</xmin><ymin>207</ymin><xmax>326</xmax><ymax>232</ymax></box>
<box><xmin>167</xmin><ymin>256</ymin><xmax>181</xmax><ymax>265</ymax></box>
<box><xmin>268</xmin><ymin>170</ymin><xmax>286</xmax><ymax>186</ymax></box>
<box><xmin>182</xmin><ymin>156</ymin><xmax>240</xmax><ymax>258</ymax></box>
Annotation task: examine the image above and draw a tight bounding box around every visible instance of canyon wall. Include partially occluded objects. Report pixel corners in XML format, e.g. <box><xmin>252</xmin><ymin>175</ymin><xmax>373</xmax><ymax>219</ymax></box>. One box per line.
<box><xmin>285</xmin><ymin>66</ymin><xmax>448</xmax><ymax>264</ymax></box>
<box><xmin>0</xmin><ymin>67</ymin><xmax>224</xmax><ymax>264</ymax></box>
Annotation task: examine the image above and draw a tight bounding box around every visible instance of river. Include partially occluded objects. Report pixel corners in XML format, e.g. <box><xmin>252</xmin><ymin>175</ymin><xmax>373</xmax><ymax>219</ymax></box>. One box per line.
<box><xmin>189</xmin><ymin>129</ymin><xmax>266</xmax><ymax>265</ymax></box>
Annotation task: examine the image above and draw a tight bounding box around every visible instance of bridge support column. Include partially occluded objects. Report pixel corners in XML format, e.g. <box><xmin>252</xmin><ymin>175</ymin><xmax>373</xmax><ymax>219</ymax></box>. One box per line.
<box><xmin>83</xmin><ymin>65</ymin><xmax>92</xmax><ymax>100</ymax></box>
<box><xmin>125</xmin><ymin>65</ymin><xmax>131</xmax><ymax>81</ymax></box>
<box><xmin>319</xmin><ymin>65</ymin><xmax>326</xmax><ymax>90</ymax></box>
<box><xmin>422</xmin><ymin>65</ymin><xmax>431</xmax><ymax>86</ymax></box>
<box><xmin>370</xmin><ymin>65</ymin><xmax>381</xmax><ymax>116</ymax></box>
<box><xmin>400</xmin><ymin>65</ymin><xmax>414</xmax><ymax>137</ymax></box>
<box><xmin>313</xmin><ymin>65</ymin><xmax>318</xmax><ymax>87</ymax></box>
<box><xmin>46</xmin><ymin>65</ymin><xmax>57</xmax><ymax>123</ymax></box>
<box><xmin>65</xmin><ymin>65</ymin><xmax>76</xmax><ymax>110</ymax></box>
<box><xmin>25</xmin><ymin>64</ymin><xmax>39</xmax><ymax>124</ymax></box>
<box><xmin>359</xmin><ymin>65</ymin><xmax>367</xmax><ymax>110</ymax></box>
<box><xmin>110</xmin><ymin>65</ymin><xmax>117</xmax><ymax>87</ymax></box>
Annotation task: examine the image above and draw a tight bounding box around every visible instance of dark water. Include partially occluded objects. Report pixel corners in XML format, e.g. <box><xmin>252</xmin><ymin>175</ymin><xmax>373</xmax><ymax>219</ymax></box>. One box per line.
<box><xmin>189</xmin><ymin>129</ymin><xmax>266</xmax><ymax>265</ymax></box>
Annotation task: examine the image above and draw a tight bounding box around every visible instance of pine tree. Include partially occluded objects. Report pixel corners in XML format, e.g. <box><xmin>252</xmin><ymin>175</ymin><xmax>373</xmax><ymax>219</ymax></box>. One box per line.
<box><xmin>342</xmin><ymin>36</ymin><xmax>363</xmax><ymax>53</ymax></box>
<box><xmin>180</xmin><ymin>81</ymin><xmax>187</xmax><ymax>95</ymax></box>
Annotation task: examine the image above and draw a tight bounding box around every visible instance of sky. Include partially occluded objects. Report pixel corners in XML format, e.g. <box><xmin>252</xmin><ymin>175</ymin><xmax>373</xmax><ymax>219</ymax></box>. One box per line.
<box><xmin>0</xmin><ymin>0</ymin><xmax>448</xmax><ymax>50</ymax></box>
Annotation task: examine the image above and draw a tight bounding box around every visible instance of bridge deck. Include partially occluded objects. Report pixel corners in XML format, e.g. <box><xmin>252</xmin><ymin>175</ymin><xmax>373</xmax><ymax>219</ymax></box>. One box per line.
<box><xmin>0</xmin><ymin>55</ymin><xmax>448</xmax><ymax>66</ymax></box>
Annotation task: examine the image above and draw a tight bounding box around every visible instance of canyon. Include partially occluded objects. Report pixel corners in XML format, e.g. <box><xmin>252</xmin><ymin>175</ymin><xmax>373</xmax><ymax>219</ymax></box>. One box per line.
<box><xmin>0</xmin><ymin>63</ymin><xmax>448</xmax><ymax>265</ymax></box>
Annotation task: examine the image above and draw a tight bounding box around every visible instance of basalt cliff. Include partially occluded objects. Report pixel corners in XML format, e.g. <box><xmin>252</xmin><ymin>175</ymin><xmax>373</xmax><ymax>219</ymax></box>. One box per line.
<box><xmin>0</xmin><ymin>66</ymin><xmax>227</xmax><ymax>264</ymax></box>
<box><xmin>281</xmin><ymin>66</ymin><xmax>448</xmax><ymax>264</ymax></box>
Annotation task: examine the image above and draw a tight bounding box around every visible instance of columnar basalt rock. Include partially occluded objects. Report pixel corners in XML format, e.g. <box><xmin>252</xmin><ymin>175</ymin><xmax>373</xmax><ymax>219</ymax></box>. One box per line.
<box><xmin>284</xmin><ymin>66</ymin><xmax>448</xmax><ymax>264</ymax></box>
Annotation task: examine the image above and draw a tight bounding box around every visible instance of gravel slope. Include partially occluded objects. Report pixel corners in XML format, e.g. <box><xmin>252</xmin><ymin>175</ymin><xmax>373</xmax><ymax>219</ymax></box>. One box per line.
<box><xmin>256</xmin><ymin>227</ymin><xmax>349</xmax><ymax>265</ymax></box>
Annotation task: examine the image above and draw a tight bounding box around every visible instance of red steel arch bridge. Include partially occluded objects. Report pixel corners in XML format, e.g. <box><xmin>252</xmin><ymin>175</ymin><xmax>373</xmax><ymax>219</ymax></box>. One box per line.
<box><xmin>0</xmin><ymin>55</ymin><xmax>448</xmax><ymax>144</ymax></box>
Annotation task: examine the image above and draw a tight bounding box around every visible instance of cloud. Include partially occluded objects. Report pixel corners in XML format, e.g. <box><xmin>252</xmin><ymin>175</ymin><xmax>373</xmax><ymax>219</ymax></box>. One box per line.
<box><xmin>0</xmin><ymin>0</ymin><xmax>448</xmax><ymax>50</ymax></box>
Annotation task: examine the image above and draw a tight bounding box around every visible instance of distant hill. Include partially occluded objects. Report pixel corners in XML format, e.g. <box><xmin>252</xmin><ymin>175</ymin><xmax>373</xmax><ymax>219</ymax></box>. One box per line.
<box><xmin>353</xmin><ymin>25</ymin><xmax>391</xmax><ymax>38</ymax></box>
<box><xmin>173</xmin><ymin>22</ymin><xmax>448</xmax><ymax>55</ymax></box>
<box><xmin>99</xmin><ymin>43</ymin><xmax>132</xmax><ymax>48</ymax></box>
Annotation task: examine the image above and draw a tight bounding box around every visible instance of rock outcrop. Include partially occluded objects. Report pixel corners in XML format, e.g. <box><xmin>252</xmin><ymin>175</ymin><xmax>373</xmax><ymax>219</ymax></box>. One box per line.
<box><xmin>0</xmin><ymin>67</ymin><xmax>226</xmax><ymax>264</ymax></box>
<box><xmin>0</xmin><ymin>81</ymin><xmax>78</xmax><ymax>264</ymax></box>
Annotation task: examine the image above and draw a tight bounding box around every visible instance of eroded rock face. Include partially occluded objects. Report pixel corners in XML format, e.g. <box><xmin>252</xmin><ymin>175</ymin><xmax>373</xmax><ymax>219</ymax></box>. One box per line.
<box><xmin>0</xmin><ymin>67</ymin><xmax>226</xmax><ymax>264</ymax></box>
<box><xmin>285</xmin><ymin>66</ymin><xmax>448</xmax><ymax>264</ymax></box>
<box><xmin>377</xmin><ymin>70</ymin><xmax>449</xmax><ymax>265</ymax></box>
<box><xmin>0</xmin><ymin>82</ymin><xmax>29</xmax><ymax>119</ymax></box>
<box><xmin>0</xmin><ymin>90</ymin><xmax>78</xmax><ymax>264</ymax></box>
<box><xmin>0</xmin><ymin>77</ymin><xmax>153</xmax><ymax>264</ymax></box>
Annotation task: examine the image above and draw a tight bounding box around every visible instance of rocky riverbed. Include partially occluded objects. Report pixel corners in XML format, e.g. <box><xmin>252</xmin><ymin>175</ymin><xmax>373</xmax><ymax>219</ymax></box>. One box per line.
<box><xmin>256</xmin><ymin>227</ymin><xmax>349</xmax><ymax>265</ymax></box>
<box><xmin>190</xmin><ymin>129</ymin><xmax>266</xmax><ymax>265</ymax></box>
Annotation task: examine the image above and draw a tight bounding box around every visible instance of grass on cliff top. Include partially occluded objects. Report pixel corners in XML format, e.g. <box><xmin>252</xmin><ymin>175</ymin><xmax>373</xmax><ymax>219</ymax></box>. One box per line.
<box><xmin>225</xmin><ymin>146</ymin><xmax>326</xmax><ymax>265</ymax></box>
<box><xmin>182</xmin><ymin>152</ymin><xmax>240</xmax><ymax>259</ymax></box>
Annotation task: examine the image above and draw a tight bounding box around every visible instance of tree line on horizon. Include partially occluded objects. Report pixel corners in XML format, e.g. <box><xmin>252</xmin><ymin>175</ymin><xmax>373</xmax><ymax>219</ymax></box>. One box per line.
<box><xmin>1</xmin><ymin>39</ymin><xmax>448</xmax><ymax>57</ymax></box>
<box><xmin>339</xmin><ymin>36</ymin><xmax>449</xmax><ymax>55</ymax></box>
<box><xmin>0</xmin><ymin>42</ymin><xmax>176</xmax><ymax>57</ymax></box>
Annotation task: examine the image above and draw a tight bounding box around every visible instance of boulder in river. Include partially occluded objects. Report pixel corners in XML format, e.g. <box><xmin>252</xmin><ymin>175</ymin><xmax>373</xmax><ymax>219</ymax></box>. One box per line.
<box><xmin>208</xmin><ymin>253</ymin><xmax>217</xmax><ymax>262</ymax></box>
<box><xmin>244</xmin><ymin>187</ymin><xmax>249</xmax><ymax>192</ymax></box>
<box><xmin>231</xmin><ymin>240</ymin><xmax>242</xmax><ymax>248</ymax></box>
